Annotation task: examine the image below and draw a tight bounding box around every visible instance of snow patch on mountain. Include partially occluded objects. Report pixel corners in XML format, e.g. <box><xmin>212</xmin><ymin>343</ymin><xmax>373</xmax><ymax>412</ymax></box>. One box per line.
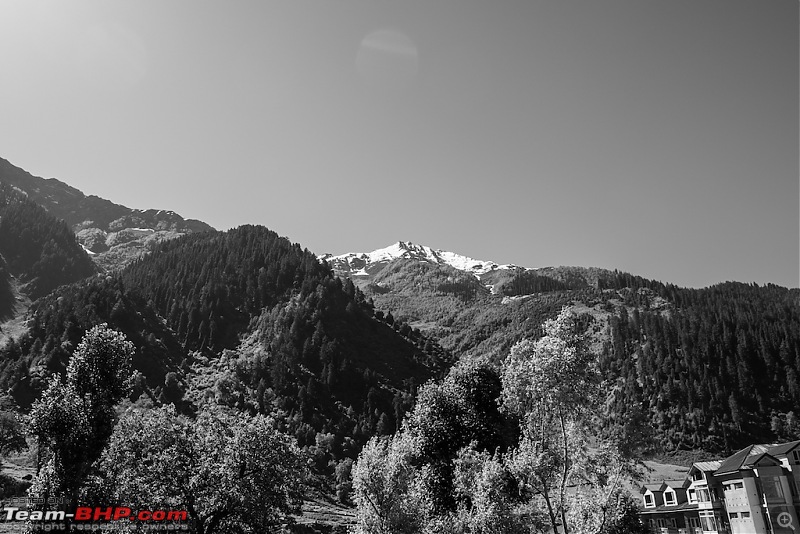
<box><xmin>320</xmin><ymin>241</ymin><xmax>530</xmax><ymax>278</ymax></box>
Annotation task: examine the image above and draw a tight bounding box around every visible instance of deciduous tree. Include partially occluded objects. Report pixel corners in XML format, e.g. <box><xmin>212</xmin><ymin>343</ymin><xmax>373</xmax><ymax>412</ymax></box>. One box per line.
<box><xmin>501</xmin><ymin>308</ymin><xmax>638</xmax><ymax>534</ymax></box>
<box><xmin>0</xmin><ymin>410</ymin><xmax>27</xmax><ymax>468</ymax></box>
<box><xmin>27</xmin><ymin>324</ymin><xmax>133</xmax><ymax>511</ymax></box>
<box><xmin>351</xmin><ymin>433</ymin><xmax>422</xmax><ymax>534</ymax></box>
<box><xmin>95</xmin><ymin>406</ymin><xmax>307</xmax><ymax>534</ymax></box>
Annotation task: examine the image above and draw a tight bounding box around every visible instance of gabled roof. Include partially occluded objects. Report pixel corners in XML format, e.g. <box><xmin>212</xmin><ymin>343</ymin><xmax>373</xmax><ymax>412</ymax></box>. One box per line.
<box><xmin>748</xmin><ymin>452</ymin><xmax>782</xmax><ymax>469</ymax></box>
<box><xmin>716</xmin><ymin>445</ymin><xmax>757</xmax><ymax>475</ymax></box>
<box><xmin>642</xmin><ymin>479</ymin><xmax>690</xmax><ymax>494</ymax></box>
<box><xmin>693</xmin><ymin>460</ymin><xmax>722</xmax><ymax>473</ymax></box>
<box><xmin>749</xmin><ymin>444</ymin><xmax>772</xmax><ymax>456</ymax></box>
<box><xmin>642</xmin><ymin>483</ymin><xmax>664</xmax><ymax>493</ymax></box>
<box><xmin>768</xmin><ymin>440</ymin><xmax>800</xmax><ymax>457</ymax></box>
<box><xmin>715</xmin><ymin>445</ymin><xmax>782</xmax><ymax>475</ymax></box>
<box><xmin>663</xmin><ymin>479</ymin><xmax>691</xmax><ymax>490</ymax></box>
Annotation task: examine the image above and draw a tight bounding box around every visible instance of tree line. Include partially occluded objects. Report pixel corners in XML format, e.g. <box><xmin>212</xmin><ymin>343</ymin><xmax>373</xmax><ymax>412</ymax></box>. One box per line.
<box><xmin>602</xmin><ymin>281</ymin><xmax>800</xmax><ymax>452</ymax></box>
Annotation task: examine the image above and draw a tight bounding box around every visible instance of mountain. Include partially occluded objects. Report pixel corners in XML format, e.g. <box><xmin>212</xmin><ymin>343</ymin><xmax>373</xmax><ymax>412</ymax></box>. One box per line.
<box><xmin>0</xmin><ymin>157</ymin><xmax>452</xmax><ymax>486</ymax></box>
<box><xmin>321</xmin><ymin>241</ymin><xmax>632</xmax><ymax>295</ymax></box>
<box><xmin>8</xmin><ymin>156</ymin><xmax>798</xmax><ymax>530</ymax></box>
<box><xmin>0</xmin><ymin>225</ymin><xmax>450</xmax><ymax>471</ymax></box>
<box><xmin>320</xmin><ymin>241</ymin><xmax>526</xmax><ymax>280</ymax></box>
<box><xmin>0</xmin><ymin>157</ymin><xmax>213</xmax><ymax>271</ymax></box>
<box><xmin>1</xmin><ymin>150</ymin><xmax>799</xmax><ymax>488</ymax></box>
<box><xmin>319</xmin><ymin>242</ymin><xmax>675</xmax><ymax>360</ymax></box>
<box><xmin>0</xmin><ymin>183</ymin><xmax>98</xmax><ymax>344</ymax></box>
<box><xmin>321</xmin><ymin>241</ymin><xmax>800</xmax><ymax>454</ymax></box>
<box><xmin>0</xmin><ymin>183</ymin><xmax>96</xmax><ymax>298</ymax></box>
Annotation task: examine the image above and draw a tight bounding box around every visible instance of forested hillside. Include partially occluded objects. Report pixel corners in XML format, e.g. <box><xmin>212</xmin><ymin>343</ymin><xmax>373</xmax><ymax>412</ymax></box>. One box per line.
<box><xmin>0</xmin><ymin>183</ymin><xmax>95</xmax><ymax>300</ymax></box>
<box><xmin>120</xmin><ymin>225</ymin><xmax>330</xmax><ymax>351</ymax></box>
<box><xmin>361</xmin><ymin>259</ymin><xmax>583</xmax><ymax>361</ymax></box>
<box><xmin>358</xmin><ymin>257</ymin><xmax>800</xmax><ymax>454</ymax></box>
<box><xmin>602</xmin><ymin>281</ymin><xmax>800</xmax><ymax>453</ymax></box>
<box><xmin>116</xmin><ymin>226</ymin><xmax>451</xmax><ymax>456</ymax></box>
<box><xmin>0</xmin><ymin>225</ymin><xmax>451</xmax><ymax>493</ymax></box>
<box><xmin>0</xmin><ymin>275</ymin><xmax>188</xmax><ymax>406</ymax></box>
<box><xmin>0</xmin><ymin>257</ymin><xmax>14</xmax><ymax>320</ymax></box>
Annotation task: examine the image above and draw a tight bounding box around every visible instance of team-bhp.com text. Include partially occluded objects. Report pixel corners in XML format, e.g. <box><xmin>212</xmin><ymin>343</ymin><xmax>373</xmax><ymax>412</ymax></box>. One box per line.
<box><xmin>2</xmin><ymin>506</ymin><xmax>189</xmax><ymax>529</ymax></box>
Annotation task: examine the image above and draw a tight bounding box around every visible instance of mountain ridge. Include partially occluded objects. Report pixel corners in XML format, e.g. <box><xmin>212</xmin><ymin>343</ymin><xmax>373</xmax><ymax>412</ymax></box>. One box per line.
<box><xmin>2</xmin><ymin>153</ymin><xmax>800</xmax><ymax>459</ymax></box>
<box><xmin>0</xmin><ymin>157</ymin><xmax>214</xmax><ymax>272</ymax></box>
<box><xmin>0</xmin><ymin>157</ymin><xmax>212</xmax><ymax>232</ymax></box>
<box><xmin>320</xmin><ymin>240</ymin><xmax>530</xmax><ymax>279</ymax></box>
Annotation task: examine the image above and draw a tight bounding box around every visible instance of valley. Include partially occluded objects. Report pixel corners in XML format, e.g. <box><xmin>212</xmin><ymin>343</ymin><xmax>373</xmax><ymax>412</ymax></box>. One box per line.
<box><xmin>0</xmin><ymin>157</ymin><xmax>798</xmax><ymax>532</ymax></box>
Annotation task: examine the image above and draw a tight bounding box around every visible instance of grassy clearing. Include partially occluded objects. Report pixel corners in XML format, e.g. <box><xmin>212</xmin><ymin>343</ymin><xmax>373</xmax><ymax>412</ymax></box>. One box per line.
<box><xmin>642</xmin><ymin>459</ymin><xmax>690</xmax><ymax>482</ymax></box>
<box><xmin>0</xmin><ymin>274</ymin><xmax>31</xmax><ymax>346</ymax></box>
<box><xmin>293</xmin><ymin>497</ymin><xmax>356</xmax><ymax>532</ymax></box>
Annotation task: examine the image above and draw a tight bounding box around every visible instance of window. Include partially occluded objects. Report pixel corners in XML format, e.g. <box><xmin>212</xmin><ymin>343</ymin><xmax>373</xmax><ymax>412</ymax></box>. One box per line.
<box><xmin>665</xmin><ymin>490</ymin><xmax>676</xmax><ymax>505</ymax></box>
<box><xmin>793</xmin><ymin>450</ymin><xmax>800</xmax><ymax>464</ymax></box>
<box><xmin>761</xmin><ymin>476</ymin><xmax>785</xmax><ymax>501</ymax></box>
<box><xmin>741</xmin><ymin>512</ymin><xmax>750</xmax><ymax>518</ymax></box>
<box><xmin>693</xmin><ymin>471</ymin><xmax>705</xmax><ymax>481</ymax></box>
<box><xmin>689</xmin><ymin>517</ymin><xmax>701</xmax><ymax>528</ymax></box>
<box><xmin>733</xmin><ymin>482</ymin><xmax>743</xmax><ymax>490</ymax></box>
<box><xmin>657</xmin><ymin>519</ymin><xmax>667</xmax><ymax>528</ymax></box>
<box><xmin>790</xmin><ymin>478</ymin><xmax>798</xmax><ymax>497</ymax></box>
<box><xmin>644</xmin><ymin>494</ymin><xmax>654</xmax><ymax>507</ymax></box>
<box><xmin>688</xmin><ymin>489</ymin><xmax>697</xmax><ymax>503</ymax></box>
<box><xmin>729</xmin><ymin>512</ymin><xmax>739</xmax><ymax>519</ymax></box>
<box><xmin>700</xmin><ymin>511</ymin><xmax>718</xmax><ymax>532</ymax></box>
<box><xmin>697</xmin><ymin>487</ymin><xmax>711</xmax><ymax>502</ymax></box>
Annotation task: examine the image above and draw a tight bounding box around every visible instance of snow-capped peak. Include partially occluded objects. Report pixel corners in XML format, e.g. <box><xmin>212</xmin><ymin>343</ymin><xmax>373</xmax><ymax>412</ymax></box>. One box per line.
<box><xmin>319</xmin><ymin>241</ymin><xmax>524</xmax><ymax>277</ymax></box>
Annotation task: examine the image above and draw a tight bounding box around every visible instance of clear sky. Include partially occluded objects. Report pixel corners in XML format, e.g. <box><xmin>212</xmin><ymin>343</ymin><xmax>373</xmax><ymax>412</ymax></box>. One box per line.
<box><xmin>0</xmin><ymin>0</ymin><xmax>797</xmax><ymax>289</ymax></box>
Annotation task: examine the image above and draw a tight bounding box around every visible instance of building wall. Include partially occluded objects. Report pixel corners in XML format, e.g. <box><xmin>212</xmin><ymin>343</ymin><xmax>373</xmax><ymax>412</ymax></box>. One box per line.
<box><xmin>757</xmin><ymin>465</ymin><xmax>800</xmax><ymax>534</ymax></box>
<box><xmin>722</xmin><ymin>476</ymin><xmax>766</xmax><ymax>534</ymax></box>
<box><xmin>645</xmin><ymin>489</ymin><xmax>666</xmax><ymax>508</ymax></box>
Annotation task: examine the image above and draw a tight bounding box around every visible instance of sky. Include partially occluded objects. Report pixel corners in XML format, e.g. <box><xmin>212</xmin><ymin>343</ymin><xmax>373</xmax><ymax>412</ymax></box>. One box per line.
<box><xmin>0</xmin><ymin>0</ymin><xmax>797</xmax><ymax>289</ymax></box>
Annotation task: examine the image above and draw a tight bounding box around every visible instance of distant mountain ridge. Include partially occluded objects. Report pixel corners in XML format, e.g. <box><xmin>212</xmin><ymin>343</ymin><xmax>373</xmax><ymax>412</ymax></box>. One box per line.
<box><xmin>320</xmin><ymin>241</ymin><xmax>529</xmax><ymax>279</ymax></box>
<box><xmin>0</xmin><ymin>157</ymin><xmax>213</xmax><ymax>271</ymax></box>
<box><xmin>319</xmin><ymin>241</ymin><xmax>629</xmax><ymax>298</ymax></box>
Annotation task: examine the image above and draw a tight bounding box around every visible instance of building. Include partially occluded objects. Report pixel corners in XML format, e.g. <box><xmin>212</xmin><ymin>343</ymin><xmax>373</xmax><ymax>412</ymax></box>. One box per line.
<box><xmin>640</xmin><ymin>479</ymin><xmax>701</xmax><ymax>533</ymax></box>
<box><xmin>690</xmin><ymin>460</ymin><xmax>727</xmax><ymax>534</ymax></box>
<box><xmin>639</xmin><ymin>441</ymin><xmax>800</xmax><ymax>534</ymax></box>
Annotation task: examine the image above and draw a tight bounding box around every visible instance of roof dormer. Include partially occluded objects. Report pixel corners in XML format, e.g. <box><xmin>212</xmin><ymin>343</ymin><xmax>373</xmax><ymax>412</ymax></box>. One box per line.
<box><xmin>643</xmin><ymin>489</ymin><xmax>657</xmax><ymax>508</ymax></box>
<box><xmin>689</xmin><ymin>461</ymin><xmax>722</xmax><ymax>486</ymax></box>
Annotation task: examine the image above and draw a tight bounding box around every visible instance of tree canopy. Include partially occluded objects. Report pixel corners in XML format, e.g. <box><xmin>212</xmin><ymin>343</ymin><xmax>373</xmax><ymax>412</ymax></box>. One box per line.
<box><xmin>27</xmin><ymin>324</ymin><xmax>134</xmax><ymax>513</ymax></box>
<box><xmin>352</xmin><ymin>308</ymin><xmax>647</xmax><ymax>534</ymax></box>
<box><xmin>94</xmin><ymin>406</ymin><xmax>307</xmax><ymax>534</ymax></box>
